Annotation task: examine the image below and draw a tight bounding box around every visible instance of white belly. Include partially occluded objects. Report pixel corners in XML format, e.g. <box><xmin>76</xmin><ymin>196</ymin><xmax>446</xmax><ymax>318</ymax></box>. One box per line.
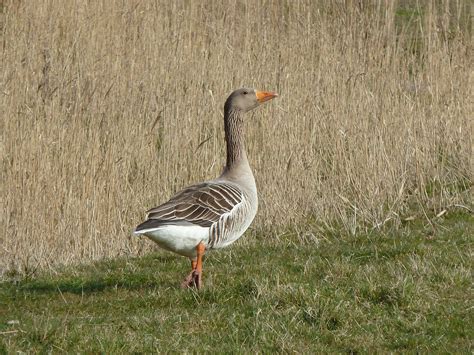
<box><xmin>134</xmin><ymin>225</ymin><xmax>209</xmax><ymax>258</ymax></box>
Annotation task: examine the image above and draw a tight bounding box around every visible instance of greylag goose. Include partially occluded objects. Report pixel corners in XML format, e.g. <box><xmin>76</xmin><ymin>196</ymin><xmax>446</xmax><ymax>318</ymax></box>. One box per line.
<box><xmin>134</xmin><ymin>88</ymin><xmax>278</xmax><ymax>288</ymax></box>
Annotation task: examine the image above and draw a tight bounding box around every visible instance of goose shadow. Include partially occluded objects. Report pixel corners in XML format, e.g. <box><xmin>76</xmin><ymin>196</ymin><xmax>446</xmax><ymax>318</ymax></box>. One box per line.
<box><xmin>12</xmin><ymin>254</ymin><xmax>182</xmax><ymax>295</ymax></box>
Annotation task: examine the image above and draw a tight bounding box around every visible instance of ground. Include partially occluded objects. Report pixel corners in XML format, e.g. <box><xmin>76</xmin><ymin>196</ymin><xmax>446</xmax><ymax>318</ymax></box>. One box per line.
<box><xmin>1</xmin><ymin>212</ymin><xmax>472</xmax><ymax>352</ymax></box>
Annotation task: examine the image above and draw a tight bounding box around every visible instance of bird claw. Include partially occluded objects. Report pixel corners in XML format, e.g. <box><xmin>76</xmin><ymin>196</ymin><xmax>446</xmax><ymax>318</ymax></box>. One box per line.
<box><xmin>181</xmin><ymin>270</ymin><xmax>202</xmax><ymax>289</ymax></box>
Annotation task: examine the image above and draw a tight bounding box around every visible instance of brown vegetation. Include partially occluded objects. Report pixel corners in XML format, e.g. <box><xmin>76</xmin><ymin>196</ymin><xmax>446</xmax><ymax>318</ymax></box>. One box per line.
<box><xmin>1</xmin><ymin>1</ymin><xmax>472</xmax><ymax>275</ymax></box>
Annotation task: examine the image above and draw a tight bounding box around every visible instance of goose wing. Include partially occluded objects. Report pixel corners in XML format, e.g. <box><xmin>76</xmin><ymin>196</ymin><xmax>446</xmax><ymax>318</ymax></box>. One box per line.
<box><xmin>135</xmin><ymin>181</ymin><xmax>243</xmax><ymax>232</ymax></box>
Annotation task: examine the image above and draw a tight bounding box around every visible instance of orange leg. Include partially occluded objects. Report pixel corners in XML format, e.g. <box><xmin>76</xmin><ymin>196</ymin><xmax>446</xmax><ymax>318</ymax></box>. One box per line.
<box><xmin>195</xmin><ymin>243</ymin><xmax>205</xmax><ymax>274</ymax></box>
<box><xmin>181</xmin><ymin>242</ymin><xmax>206</xmax><ymax>289</ymax></box>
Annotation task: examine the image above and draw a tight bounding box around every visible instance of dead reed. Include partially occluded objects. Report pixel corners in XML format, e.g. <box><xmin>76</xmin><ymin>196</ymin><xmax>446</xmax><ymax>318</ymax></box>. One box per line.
<box><xmin>1</xmin><ymin>0</ymin><xmax>472</xmax><ymax>275</ymax></box>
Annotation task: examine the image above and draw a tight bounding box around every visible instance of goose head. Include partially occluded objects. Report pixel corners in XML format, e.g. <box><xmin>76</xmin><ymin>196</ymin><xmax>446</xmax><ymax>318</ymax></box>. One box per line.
<box><xmin>224</xmin><ymin>87</ymin><xmax>278</xmax><ymax>113</ymax></box>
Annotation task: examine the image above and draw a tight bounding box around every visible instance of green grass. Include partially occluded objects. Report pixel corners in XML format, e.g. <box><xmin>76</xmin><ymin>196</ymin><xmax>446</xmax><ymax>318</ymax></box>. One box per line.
<box><xmin>1</xmin><ymin>212</ymin><xmax>472</xmax><ymax>353</ymax></box>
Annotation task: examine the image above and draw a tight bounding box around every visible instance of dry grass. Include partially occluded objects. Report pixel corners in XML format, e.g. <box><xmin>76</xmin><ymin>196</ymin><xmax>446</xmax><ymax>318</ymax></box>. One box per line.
<box><xmin>1</xmin><ymin>0</ymin><xmax>472</xmax><ymax>274</ymax></box>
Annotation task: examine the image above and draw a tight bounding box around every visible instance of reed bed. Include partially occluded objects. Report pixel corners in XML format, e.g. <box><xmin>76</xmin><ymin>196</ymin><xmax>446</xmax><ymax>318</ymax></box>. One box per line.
<box><xmin>1</xmin><ymin>0</ymin><xmax>472</xmax><ymax>275</ymax></box>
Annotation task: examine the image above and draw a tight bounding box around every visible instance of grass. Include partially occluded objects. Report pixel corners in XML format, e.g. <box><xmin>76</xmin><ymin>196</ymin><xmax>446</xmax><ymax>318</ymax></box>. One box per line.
<box><xmin>1</xmin><ymin>1</ymin><xmax>472</xmax><ymax>274</ymax></box>
<box><xmin>1</xmin><ymin>1</ymin><xmax>472</xmax><ymax>350</ymax></box>
<box><xmin>1</xmin><ymin>211</ymin><xmax>472</xmax><ymax>352</ymax></box>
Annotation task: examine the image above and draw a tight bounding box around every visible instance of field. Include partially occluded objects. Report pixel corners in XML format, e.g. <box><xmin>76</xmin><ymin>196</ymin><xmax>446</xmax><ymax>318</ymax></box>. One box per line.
<box><xmin>1</xmin><ymin>0</ymin><xmax>473</xmax><ymax>352</ymax></box>
<box><xmin>1</xmin><ymin>213</ymin><xmax>472</xmax><ymax>352</ymax></box>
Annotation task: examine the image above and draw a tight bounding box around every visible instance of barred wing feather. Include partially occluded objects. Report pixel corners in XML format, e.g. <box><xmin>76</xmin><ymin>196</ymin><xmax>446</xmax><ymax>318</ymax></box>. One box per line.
<box><xmin>135</xmin><ymin>182</ymin><xmax>243</xmax><ymax>231</ymax></box>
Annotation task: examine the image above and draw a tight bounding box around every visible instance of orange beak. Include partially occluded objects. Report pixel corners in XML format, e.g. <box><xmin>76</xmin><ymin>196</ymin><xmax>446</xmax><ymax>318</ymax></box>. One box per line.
<box><xmin>256</xmin><ymin>90</ymin><xmax>278</xmax><ymax>103</ymax></box>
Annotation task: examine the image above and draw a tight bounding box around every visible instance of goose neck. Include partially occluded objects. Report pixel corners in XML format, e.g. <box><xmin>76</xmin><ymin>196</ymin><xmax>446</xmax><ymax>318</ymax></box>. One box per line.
<box><xmin>224</xmin><ymin>108</ymin><xmax>247</xmax><ymax>170</ymax></box>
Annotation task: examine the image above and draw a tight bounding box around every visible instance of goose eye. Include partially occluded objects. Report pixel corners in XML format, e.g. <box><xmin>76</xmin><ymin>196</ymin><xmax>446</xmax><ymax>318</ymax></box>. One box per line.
<box><xmin>243</xmin><ymin>91</ymin><xmax>248</xmax><ymax>95</ymax></box>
